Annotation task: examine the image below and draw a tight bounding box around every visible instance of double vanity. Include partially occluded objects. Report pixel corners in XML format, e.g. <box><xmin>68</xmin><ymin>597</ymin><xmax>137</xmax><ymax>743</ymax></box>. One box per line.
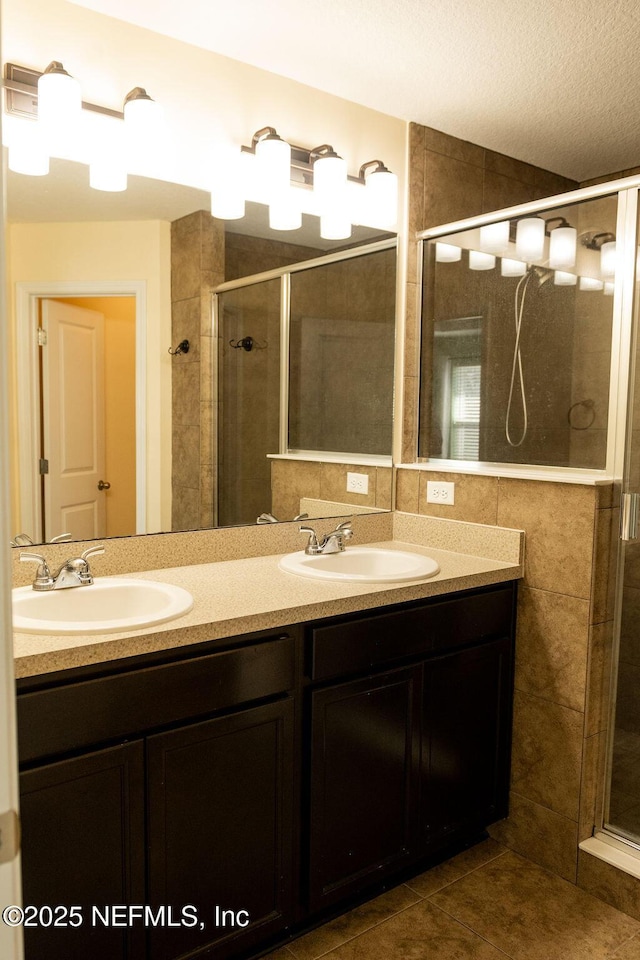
<box><xmin>12</xmin><ymin>517</ymin><xmax>523</xmax><ymax>960</ymax></box>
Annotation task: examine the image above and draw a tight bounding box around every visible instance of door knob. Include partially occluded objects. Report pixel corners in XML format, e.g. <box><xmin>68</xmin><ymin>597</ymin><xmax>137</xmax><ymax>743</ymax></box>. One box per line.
<box><xmin>97</xmin><ymin>480</ymin><xmax>111</xmax><ymax>490</ymax></box>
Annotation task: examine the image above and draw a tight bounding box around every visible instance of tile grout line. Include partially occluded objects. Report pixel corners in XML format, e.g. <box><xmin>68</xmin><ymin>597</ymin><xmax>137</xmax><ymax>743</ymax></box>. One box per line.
<box><xmin>404</xmin><ymin>847</ymin><xmax>510</xmax><ymax>899</ymax></box>
<box><xmin>426</xmin><ymin>898</ymin><xmax>515</xmax><ymax>959</ymax></box>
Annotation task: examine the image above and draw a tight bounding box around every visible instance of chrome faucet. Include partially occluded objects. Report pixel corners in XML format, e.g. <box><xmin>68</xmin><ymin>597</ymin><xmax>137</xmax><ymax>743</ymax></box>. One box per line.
<box><xmin>257</xmin><ymin>512</ymin><xmax>309</xmax><ymax>524</ymax></box>
<box><xmin>300</xmin><ymin>520</ymin><xmax>353</xmax><ymax>555</ymax></box>
<box><xmin>20</xmin><ymin>545</ymin><xmax>105</xmax><ymax>591</ymax></box>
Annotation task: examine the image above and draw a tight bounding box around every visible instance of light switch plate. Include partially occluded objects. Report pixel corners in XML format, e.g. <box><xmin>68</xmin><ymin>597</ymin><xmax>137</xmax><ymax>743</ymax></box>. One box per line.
<box><xmin>426</xmin><ymin>480</ymin><xmax>455</xmax><ymax>505</ymax></box>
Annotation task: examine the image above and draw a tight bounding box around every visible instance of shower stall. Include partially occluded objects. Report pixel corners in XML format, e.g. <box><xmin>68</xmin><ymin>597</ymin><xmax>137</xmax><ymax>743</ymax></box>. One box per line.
<box><xmin>214</xmin><ymin>239</ymin><xmax>396</xmax><ymax>527</ymax></box>
<box><xmin>417</xmin><ymin>176</ymin><xmax>640</xmax><ymax>859</ymax></box>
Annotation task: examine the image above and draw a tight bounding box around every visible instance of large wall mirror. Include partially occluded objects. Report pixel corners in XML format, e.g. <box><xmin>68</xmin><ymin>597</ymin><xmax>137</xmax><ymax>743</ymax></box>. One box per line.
<box><xmin>7</xmin><ymin>154</ymin><xmax>396</xmax><ymax>546</ymax></box>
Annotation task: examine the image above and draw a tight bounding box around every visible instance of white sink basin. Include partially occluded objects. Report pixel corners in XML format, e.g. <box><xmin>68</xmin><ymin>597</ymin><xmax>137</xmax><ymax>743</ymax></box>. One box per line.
<box><xmin>12</xmin><ymin>577</ymin><xmax>194</xmax><ymax>635</ymax></box>
<box><xmin>278</xmin><ymin>546</ymin><xmax>440</xmax><ymax>583</ymax></box>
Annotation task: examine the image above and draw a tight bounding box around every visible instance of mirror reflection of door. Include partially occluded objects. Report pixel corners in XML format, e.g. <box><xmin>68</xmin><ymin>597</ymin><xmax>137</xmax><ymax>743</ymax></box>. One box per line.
<box><xmin>39</xmin><ymin>297</ymin><xmax>136</xmax><ymax>541</ymax></box>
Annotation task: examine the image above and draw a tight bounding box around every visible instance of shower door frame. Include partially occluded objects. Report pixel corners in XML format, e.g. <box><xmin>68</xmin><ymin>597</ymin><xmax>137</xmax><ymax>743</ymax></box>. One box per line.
<box><xmin>212</xmin><ymin>237</ymin><xmax>397</xmax><ymax>525</ymax></box>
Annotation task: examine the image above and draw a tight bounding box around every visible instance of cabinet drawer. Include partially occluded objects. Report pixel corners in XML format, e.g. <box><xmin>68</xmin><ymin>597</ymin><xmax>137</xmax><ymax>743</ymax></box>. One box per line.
<box><xmin>18</xmin><ymin>635</ymin><xmax>295</xmax><ymax>763</ymax></box>
<box><xmin>309</xmin><ymin>584</ymin><xmax>514</xmax><ymax>680</ymax></box>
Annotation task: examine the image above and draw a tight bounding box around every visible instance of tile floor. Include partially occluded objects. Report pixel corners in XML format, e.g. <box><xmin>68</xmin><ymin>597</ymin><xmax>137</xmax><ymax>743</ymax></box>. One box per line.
<box><xmin>265</xmin><ymin>839</ymin><xmax>640</xmax><ymax>959</ymax></box>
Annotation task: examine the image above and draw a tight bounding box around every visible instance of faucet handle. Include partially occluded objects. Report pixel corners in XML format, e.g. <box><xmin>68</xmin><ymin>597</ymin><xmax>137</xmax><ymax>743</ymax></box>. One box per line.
<box><xmin>49</xmin><ymin>532</ymin><xmax>72</xmax><ymax>543</ymax></box>
<box><xmin>80</xmin><ymin>544</ymin><xmax>105</xmax><ymax>562</ymax></box>
<box><xmin>20</xmin><ymin>552</ymin><xmax>53</xmax><ymax>589</ymax></box>
<box><xmin>299</xmin><ymin>525</ymin><xmax>319</xmax><ymax>551</ymax></box>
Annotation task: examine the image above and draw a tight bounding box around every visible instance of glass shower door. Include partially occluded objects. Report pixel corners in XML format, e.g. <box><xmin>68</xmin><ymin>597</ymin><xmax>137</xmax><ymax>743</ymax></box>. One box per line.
<box><xmin>605</xmin><ymin>192</ymin><xmax>640</xmax><ymax>845</ymax></box>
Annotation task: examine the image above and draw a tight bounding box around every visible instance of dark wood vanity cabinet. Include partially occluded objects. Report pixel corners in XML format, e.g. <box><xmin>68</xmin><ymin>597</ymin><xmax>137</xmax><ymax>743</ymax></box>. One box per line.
<box><xmin>17</xmin><ymin>630</ymin><xmax>298</xmax><ymax>960</ymax></box>
<box><xmin>16</xmin><ymin>581</ymin><xmax>516</xmax><ymax>960</ymax></box>
<box><xmin>305</xmin><ymin>583</ymin><xmax>516</xmax><ymax>911</ymax></box>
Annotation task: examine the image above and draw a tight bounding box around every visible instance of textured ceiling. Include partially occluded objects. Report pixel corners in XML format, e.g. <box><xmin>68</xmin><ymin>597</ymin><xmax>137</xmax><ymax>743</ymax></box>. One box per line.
<box><xmin>67</xmin><ymin>0</ymin><xmax>640</xmax><ymax>182</ymax></box>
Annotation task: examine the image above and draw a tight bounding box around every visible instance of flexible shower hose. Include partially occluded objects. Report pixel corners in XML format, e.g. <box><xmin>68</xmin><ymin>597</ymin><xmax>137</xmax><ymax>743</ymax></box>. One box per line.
<box><xmin>505</xmin><ymin>271</ymin><xmax>532</xmax><ymax>447</ymax></box>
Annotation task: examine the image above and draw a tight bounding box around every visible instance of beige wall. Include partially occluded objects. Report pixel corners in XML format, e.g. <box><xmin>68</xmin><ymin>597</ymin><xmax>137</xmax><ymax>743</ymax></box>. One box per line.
<box><xmin>7</xmin><ymin>220</ymin><xmax>171</xmax><ymax>533</ymax></box>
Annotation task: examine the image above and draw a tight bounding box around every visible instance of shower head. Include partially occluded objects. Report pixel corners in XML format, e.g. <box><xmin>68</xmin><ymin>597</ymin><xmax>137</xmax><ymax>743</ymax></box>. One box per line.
<box><xmin>529</xmin><ymin>265</ymin><xmax>553</xmax><ymax>287</ymax></box>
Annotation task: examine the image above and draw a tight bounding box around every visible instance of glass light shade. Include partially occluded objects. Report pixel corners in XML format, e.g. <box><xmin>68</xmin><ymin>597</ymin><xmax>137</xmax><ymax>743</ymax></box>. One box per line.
<box><xmin>600</xmin><ymin>241</ymin><xmax>617</xmax><ymax>278</ymax></box>
<box><xmin>554</xmin><ymin>270</ymin><xmax>577</xmax><ymax>286</ymax></box>
<box><xmin>211</xmin><ymin>188</ymin><xmax>245</xmax><ymax>220</ymax></box>
<box><xmin>365</xmin><ymin>168</ymin><xmax>398</xmax><ymax>229</ymax></box>
<box><xmin>515</xmin><ymin>217</ymin><xmax>545</xmax><ymax>262</ymax></box>
<box><xmin>211</xmin><ymin>147</ymin><xmax>248</xmax><ymax>220</ymax></box>
<box><xmin>124</xmin><ymin>91</ymin><xmax>163</xmax><ymax>134</ymax></box>
<box><xmin>435</xmin><ymin>242</ymin><xmax>461</xmax><ymax>262</ymax></box>
<box><xmin>469</xmin><ymin>250</ymin><xmax>495</xmax><ymax>271</ymax></box>
<box><xmin>269</xmin><ymin>192</ymin><xmax>302</xmax><ymax>231</ymax></box>
<box><xmin>37</xmin><ymin>66</ymin><xmax>81</xmax><ymax>128</ymax></box>
<box><xmin>579</xmin><ymin>276</ymin><xmax>604</xmax><ymax>291</ymax></box>
<box><xmin>320</xmin><ymin>212</ymin><xmax>351</xmax><ymax>241</ymax></box>
<box><xmin>255</xmin><ymin>135</ymin><xmax>291</xmax><ymax>200</ymax></box>
<box><xmin>501</xmin><ymin>258</ymin><xmax>527</xmax><ymax>277</ymax></box>
<box><xmin>604</xmin><ymin>282</ymin><xmax>615</xmax><ymax>296</ymax></box>
<box><xmin>314</xmin><ymin>153</ymin><xmax>347</xmax><ymax>199</ymax></box>
<box><xmin>480</xmin><ymin>221</ymin><xmax>509</xmax><ymax>254</ymax></box>
<box><xmin>549</xmin><ymin>226</ymin><xmax>577</xmax><ymax>269</ymax></box>
<box><xmin>8</xmin><ymin>122</ymin><xmax>49</xmax><ymax>175</ymax></box>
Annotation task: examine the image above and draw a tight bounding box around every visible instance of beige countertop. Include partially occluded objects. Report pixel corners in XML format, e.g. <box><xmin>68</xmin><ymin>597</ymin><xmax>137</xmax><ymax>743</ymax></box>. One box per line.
<box><xmin>13</xmin><ymin>538</ymin><xmax>522</xmax><ymax>679</ymax></box>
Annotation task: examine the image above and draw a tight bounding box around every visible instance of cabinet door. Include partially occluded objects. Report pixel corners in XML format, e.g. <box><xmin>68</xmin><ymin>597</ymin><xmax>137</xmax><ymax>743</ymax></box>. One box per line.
<box><xmin>422</xmin><ymin>636</ymin><xmax>512</xmax><ymax>847</ymax></box>
<box><xmin>20</xmin><ymin>740</ymin><xmax>145</xmax><ymax>960</ymax></box>
<box><xmin>146</xmin><ymin>698</ymin><xmax>295</xmax><ymax>960</ymax></box>
<box><xmin>308</xmin><ymin>666</ymin><xmax>421</xmax><ymax>912</ymax></box>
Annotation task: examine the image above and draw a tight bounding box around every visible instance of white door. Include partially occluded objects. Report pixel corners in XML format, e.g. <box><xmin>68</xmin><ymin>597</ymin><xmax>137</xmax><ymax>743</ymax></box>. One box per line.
<box><xmin>41</xmin><ymin>300</ymin><xmax>106</xmax><ymax>541</ymax></box>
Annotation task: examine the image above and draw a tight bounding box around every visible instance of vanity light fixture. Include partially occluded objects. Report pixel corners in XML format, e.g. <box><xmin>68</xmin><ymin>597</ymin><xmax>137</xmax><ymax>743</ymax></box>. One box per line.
<box><xmin>604</xmin><ymin>282</ymin><xmax>615</xmax><ymax>296</ymax></box>
<box><xmin>480</xmin><ymin>221</ymin><xmax>509</xmax><ymax>254</ymax></box>
<box><xmin>3</xmin><ymin>61</ymin><xmax>160</xmax><ymax>190</ymax></box>
<box><xmin>229</xmin><ymin>126</ymin><xmax>397</xmax><ymax>236</ymax></box>
<box><xmin>579</xmin><ymin>276</ymin><xmax>604</xmax><ymax>291</ymax></box>
<box><xmin>515</xmin><ymin>217</ymin><xmax>546</xmax><ymax>262</ymax></box>
<box><xmin>600</xmin><ymin>240</ymin><xmax>617</xmax><ymax>278</ymax></box>
<box><xmin>554</xmin><ymin>270</ymin><xmax>577</xmax><ymax>286</ymax></box>
<box><xmin>549</xmin><ymin>225</ymin><xmax>577</xmax><ymax>270</ymax></box>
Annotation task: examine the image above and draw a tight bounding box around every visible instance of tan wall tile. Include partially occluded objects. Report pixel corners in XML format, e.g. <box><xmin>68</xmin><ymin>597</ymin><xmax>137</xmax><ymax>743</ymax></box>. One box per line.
<box><xmin>423</xmin><ymin>151</ymin><xmax>484</xmax><ymax>229</ymax></box>
<box><xmin>375</xmin><ymin>467</ymin><xmax>393</xmax><ymax>510</ymax></box>
<box><xmin>422</xmin><ymin>125</ymin><xmax>484</xmax><ymax>167</ymax></box>
<box><xmin>579</xmin><ymin>732</ymin><xmax>606</xmax><ymax>842</ymax></box>
<box><xmin>482</xmin><ymin>170</ymin><xmax>537</xmax><ymax>211</ymax></box>
<box><xmin>578</xmin><ymin>850</ymin><xmax>640</xmax><ymax>921</ymax></box>
<box><xmin>484</xmin><ymin>151</ymin><xmax>538</xmax><ymax>186</ymax></box>
<box><xmin>496</xmin><ymin>478</ymin><xmax>596</xmax><ymax>597</ymax></box>
<box><xmin>592</xmin><ymin>507</ymin><xmax>618</xmax><ymax>624</ymax></box>
<box><xmin>585</xmin><ymin>621</ymin><xmax>613</xmax><ymax>738</ymax></box>
<box><xmin>515</xmin><ymin>587</ymin><xmax>590</xmax><ymax>713</ymax></box>
<box><xmin>271</xmin><ymin>460</ymin><xmax>322</xmax><ymax>520</ymax></box>
<box><xmin>417</xmin><ymin>472</ymin><xmax>499</xmax><ymax>525</ymax></box>
<box><xmin>489</xmin><ymin>793</ymin><xmax>578</xmax><ymax>882</ymax></box>
<box><xmin>404</xmin><ymin>281</ymin><xmax>420</xmax><ymax>378</ymax></box>
<box><xmin>395</xmin><ymin>468</ymin><xmax>420</xmax><ymax>514</ymax></box>
<box><xmin>172</xmin><ymin>363</ymin><xmax>200</xmax><ymax>427</ymax></box>
<box><xmin>319</xmin><ymin>463</ymin><xmax>377</xmax><ymax>508</ymax></box>
<box><xmin>402</xmin><ymin>377</ymin><xmax>418</xmax><ymax>463</ymax></box>
<box><xmin>511</xmin><ymin>689</ymin><xmax>584</xmax><ymax>821</ymax></box>
<box><xmin>171</xmin><ymin>213</ymin><xmax>203</xmax><ymax>302</ymax></box>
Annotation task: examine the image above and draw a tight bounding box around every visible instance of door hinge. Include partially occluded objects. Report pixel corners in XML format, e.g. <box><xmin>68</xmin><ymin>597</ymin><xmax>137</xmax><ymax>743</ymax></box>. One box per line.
<box><xmin>0</xmin><ymin>810</ymin><xmax>20</xmax><ymax>864</ymax></box>
<box><xmin>37</xmin><ymin>328</ymin><xmax>47</xmax><ymax>346</ymax></box>
<box><xmin>621</xmin><ymin>492</ymin><xmax>640</xmax><ymax>541</ymax></box>
<box><xmin>39</xmin><ymin>458</ymin><xmax>49</xmax><ymax>475</ymax></box>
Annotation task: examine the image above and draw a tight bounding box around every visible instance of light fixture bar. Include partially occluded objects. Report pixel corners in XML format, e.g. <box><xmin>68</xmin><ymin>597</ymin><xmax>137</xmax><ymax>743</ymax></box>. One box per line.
<box><xmin>4</xmin><ymin>62</ymin><xmax>124</xmax><ymax>120</ymax></box>
<box><xmin>241</xmin><ymin>131</ymin><xmax>390</xmax><ymax>187</ymax></box>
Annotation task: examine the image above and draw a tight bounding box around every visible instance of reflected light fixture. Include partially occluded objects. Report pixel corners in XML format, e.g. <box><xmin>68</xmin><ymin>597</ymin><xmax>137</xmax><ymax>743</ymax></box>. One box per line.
<box><xmin>480</xmin><ymin>221</ymin><xmax>509</xmax><ymax>254</ymax></box>
<box><xmin>435</xmin><ymin>242</ymin><xmax>461</xmax><ymax>262</ymax></box>
<box><xmin>549</xmin><ymin>225</ymin><xmax>577</xmax><ymax>269</ymax></box>
<box><xmin>554</xmin><ymin>270</ymin><xmax>577</xmax><ymax>286</ymax></box>
<box><xmin>604</xmin><ymin>282</ymin><xmax>615</xmax><ymax>296</ymax></box>
<box><xmin>501</xmin><ymin>258</ymin><xmax>527</xmax><ymax>277</ymax></box>
<box><xmin>579</xmin><ymin>276</ymin><xmax>604</xmax><ymax>291</ymax></box>
<box><xmin>600</xmin><ymin>240</ymin><xmax>617</xmax><ymax>278</ymax></box>
<box><xmin>515</xmin><ymin>217</ymin><xmax>545</xmax><ymax>262</ymax></box>
<box><xmin>313</xmin><ymin>145</ymin><xmax>350</xmax><ymax>240</ymax></box>
<box><xmin>469</xmin><ymin>250</ymin><xmax>495</xmax><ymax>270</ymax></box>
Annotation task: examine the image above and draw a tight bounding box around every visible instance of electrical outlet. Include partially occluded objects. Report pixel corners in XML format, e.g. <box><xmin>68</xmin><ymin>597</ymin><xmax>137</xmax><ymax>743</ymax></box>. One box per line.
<box><xmin>426</xmin><ymin>480</ymin><xmax>455</xmax><ymax>505</ymax></box>
<box><xmin>346</xmin><ymin>472</ymin><xmax>369</xmax><ymax>495</ymax></box>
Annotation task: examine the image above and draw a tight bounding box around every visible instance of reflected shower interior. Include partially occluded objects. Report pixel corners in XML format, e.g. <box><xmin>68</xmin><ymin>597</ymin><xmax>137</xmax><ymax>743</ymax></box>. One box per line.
<box><xmin>419</xmin><ymin>194</ymin><xmax>618</xmax><ymax>470</ymax></box>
